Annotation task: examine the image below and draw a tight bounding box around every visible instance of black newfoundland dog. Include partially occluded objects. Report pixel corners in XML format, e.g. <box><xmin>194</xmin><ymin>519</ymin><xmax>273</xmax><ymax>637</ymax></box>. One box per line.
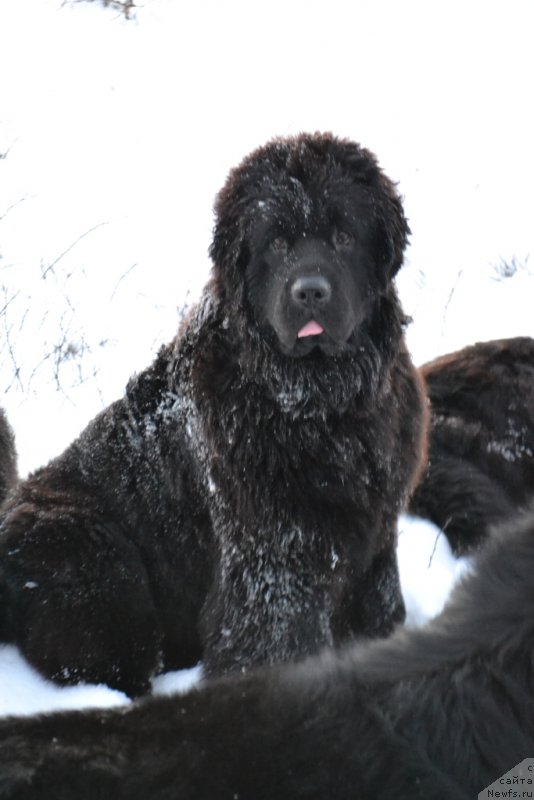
<box><xmin>1</xmin><ymin>509</ymin><xmax>534</xmax><ymax>799</ymax></box>
<box><xmin>411</xmin><ymin>336</ymin><xmax>534</xmax><ymax>554</ymax></box>
<box><xmin>0</xmin><ymin>133</ymin><xmax>426</xmax><ymax>696</ymax></box>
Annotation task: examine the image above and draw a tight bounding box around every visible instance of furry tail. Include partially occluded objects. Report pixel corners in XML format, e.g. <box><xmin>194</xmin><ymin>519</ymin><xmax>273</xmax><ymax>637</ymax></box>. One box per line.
<box><xmin>409</xmin><ymin>457</ymin><xmax>516</xmax><ymax>555</ymax></box>
<box><xmin>0</xmin><ymin>568</ymin><xmax>14</xmax><ymax>642</ymax></box>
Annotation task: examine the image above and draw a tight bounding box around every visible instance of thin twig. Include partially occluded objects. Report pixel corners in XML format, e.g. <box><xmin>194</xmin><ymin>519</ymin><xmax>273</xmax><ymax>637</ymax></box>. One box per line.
<box><xmin>0</xmin><ymin>287</ymin><xmax>20</xmax><ymax>318</ymax></box>
<box><xmin>0</xmin><ymin>137</ymin><xmax>19</xmax><ymax>160</ymax></box>
<box><xmin>0</xmin><ymin>196</ymin><xmax>29</xmax><ymax>223</ymax></box>
<box><xmin>3</xmin><ymin>321</ymin><xmax>24</xmax><ymax>393</ymax></box>
<box><xmin>427</xmin><ymin>527</ymin><xmax>444</xmax><ymax>569</ymax></box>
<box><xmin>62</xmin><ymin>0</ymin><xmax>136</xmax><ymax>19</ymax></box>
<box><xmin>110</xmin><ymin>262</ymin><xmax>138</xmax><ymax>301</ymax></box>
<box><xmin>41</xmin><ymin>222</ymin><xmax>109</xmax><ymax>279</ymax></box>
<box><xmin>441</xmin><ymin>267</ymin><xmax>464</xmax><ymax>338</ymax></box>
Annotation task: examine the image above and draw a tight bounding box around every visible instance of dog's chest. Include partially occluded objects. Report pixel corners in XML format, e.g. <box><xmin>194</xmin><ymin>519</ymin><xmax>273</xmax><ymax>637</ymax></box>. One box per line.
<box><xmin>204</xmin><ymin>389</ymin><xmax>393</xmax><ymax>509</ymax></box>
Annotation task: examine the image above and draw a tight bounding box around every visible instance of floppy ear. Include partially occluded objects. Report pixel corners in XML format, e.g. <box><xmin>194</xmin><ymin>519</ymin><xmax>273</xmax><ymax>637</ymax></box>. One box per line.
<box><xmin>332</xmin><ymin>137</ymin><xmax>410</xmax><ymax>286</ymax></box>
<box><xmin>209</xmin><ymin>178</ymin><xmax>252</xmax><ymax>308</ymax></box>
<box><xmin>210</xmin><ymin>186</ymin><xmax>247</xmax><ymax>273</ymax></box>
<box><xmin>373</xmin><ymin>174</ymin><xmax>410</xmax><ymax>285</ymax></box>
<box><xmin>209</xmin><ymin>138</ymin><xmax>289</xmax><ymax>287</ymax></box>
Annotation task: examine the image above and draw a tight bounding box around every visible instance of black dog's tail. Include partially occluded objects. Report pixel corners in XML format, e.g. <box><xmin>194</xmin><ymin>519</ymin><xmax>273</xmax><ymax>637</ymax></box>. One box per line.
<box><xmin>409</xmin><ymin>457</ymin><xmax>516</xmax><ymax>556</ymax></box>
<box><xmin>0</xmin><ymin>568</ymin><xmax>15</xmax><ymax>643</ymax></box>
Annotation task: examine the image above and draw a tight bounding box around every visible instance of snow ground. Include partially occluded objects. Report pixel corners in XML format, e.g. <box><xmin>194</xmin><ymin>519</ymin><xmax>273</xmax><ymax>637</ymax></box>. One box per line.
<box><xmin>0</xmin><ymin>0</ymin><xmax>532</xmax><ymax>716</ymax></box>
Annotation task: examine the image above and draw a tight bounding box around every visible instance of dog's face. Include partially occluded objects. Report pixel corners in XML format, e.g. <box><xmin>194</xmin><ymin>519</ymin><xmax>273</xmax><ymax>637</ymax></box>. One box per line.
<box><xmin>244</xmin><ymin>191</ymin><xmax>385</xmax><ymax>357</ymax></box>
<box><xmin>211</xmin><ymin>134</ymin><xmax>409</xmax><ymax>359</ymax></box>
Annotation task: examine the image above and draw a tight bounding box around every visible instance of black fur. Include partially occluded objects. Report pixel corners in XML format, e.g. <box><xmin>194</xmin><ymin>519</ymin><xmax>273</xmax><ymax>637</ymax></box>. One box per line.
<box><xmin>0</xmin><ymin>407</ymin><xmax>17</xmax><ymax>643</ymax></box>
<box><xmin>1</xmin><ymin>510</ymin><xmax>534</xmax><ymax>799</ymax></box>
<box><xmin>0</xmin><ymin>407</ymin><xmax>16</xmax><ymax>506</ymax></box>
<box><xmin>0</xmin><ymin>133</ymin><xmax>426</xmax><ymax>696</ymax></box>
<box><xmin>411</xmin><ymin>337</ymin><xmax>534</xmax><ymax>553</ymax></box>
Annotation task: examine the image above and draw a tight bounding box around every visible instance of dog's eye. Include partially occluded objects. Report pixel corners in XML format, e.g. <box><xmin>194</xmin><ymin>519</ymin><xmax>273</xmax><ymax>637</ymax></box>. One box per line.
<box><xmin>334</xmin><ymin>230</ymin><xmax>354</xmax><ymax>248</ymax></box>
<box><xmin>271</xmin><ymin>236</ymin><xmax>288</xmax><ymax>253</ymax></box>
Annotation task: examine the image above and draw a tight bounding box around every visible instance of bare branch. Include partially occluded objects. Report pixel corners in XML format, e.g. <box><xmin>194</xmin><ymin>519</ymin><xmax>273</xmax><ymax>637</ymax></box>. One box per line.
<box><xmin>41</xmin><ymin>222</ymin><xmax>109</xmax><ymax>279</ymax></box>
<box><xmin>492</xmin><ymin>254</ymin><xmax>532</xmax><ymax>281</ymax></box>
<box><xmin>0</xmin><ymin>195</ymin><xmax>29</xmax><ymax>223</ymax></box>
<box><xmin>110</xmin><ymin>263</ymin><xmax>138</xmax><ymax>301</ymax></box>
<box><xmin>0</xmin><ymin>287</ymin><xmax>24</xmax><ymax>393</ymax></box>
<box><xmin>440</xmin><ymin>267</ymin><xmax>464</xmax><ymax>338</ymax></box>
<box><xmin>0</xmin><ymin>137</ymin><xmax>20</xmax><ymax>160</ymax></box>
<box><xmin>62</xmin><ymin>0</ymin><xmax>137</xmax><ymax>19</ymax></box>
<box><xmin>427</xmin><ymin>526</ymin><xmax>445</xmax><ymax>569</ymax></box>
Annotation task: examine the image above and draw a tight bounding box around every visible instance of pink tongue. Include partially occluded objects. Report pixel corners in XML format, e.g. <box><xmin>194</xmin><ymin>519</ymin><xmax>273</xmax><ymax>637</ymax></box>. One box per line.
<box><xmin>297</xmin><ymin>320</ymin><xmax>324</xmax><ymax>338</ymax></box>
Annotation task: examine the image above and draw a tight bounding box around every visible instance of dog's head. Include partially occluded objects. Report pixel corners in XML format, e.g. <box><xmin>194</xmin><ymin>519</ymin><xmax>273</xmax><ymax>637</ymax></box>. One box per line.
<box><xmin>210</xmin><ymin>133</ymin><xmax>409</xmax><ymax>358</ymax></box>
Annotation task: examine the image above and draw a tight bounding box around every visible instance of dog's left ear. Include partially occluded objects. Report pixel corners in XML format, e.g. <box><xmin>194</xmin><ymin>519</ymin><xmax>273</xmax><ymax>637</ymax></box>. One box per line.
<box><xmin>373</xmin><ymin>175</ymin><xmax>410</xmax><ymax>285</ymax></box>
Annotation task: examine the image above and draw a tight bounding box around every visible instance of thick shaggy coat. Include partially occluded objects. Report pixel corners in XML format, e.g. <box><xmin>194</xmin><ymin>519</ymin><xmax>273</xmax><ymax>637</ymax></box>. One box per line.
<box><xmin>0</xmin><ymin>408</ymin><xmax>16</xmax><ymax>507</ymax></box>
<box><xmin>410</xmin><ymin>336</ymin><xmax>534</xmax><ymax>553</ymax></box>
<box><xmin>1</xmin><ymin>510</ymin><xmax>534</xmax><ymax>798</ymax></box>
<box><xmin>0</xmin><ymin>133</ymin><xmax>426</xmax><ymax>696</ymax></box>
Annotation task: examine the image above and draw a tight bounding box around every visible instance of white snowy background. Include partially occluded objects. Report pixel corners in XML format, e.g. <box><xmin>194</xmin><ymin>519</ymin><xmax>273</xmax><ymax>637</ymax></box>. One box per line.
<box><xmin>0</xmin><ymin>0</ymin><xmax>532</xmax><ymax>717</ymax></box>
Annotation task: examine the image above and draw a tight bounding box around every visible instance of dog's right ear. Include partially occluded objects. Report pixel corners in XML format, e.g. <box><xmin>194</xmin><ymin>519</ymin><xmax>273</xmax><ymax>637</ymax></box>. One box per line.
<box><xmin>210</xmin><ymin>138</ymin><xmax>288</xmax><ymax>282</ymax></box>
<box><xmin>210</xmin><ymin>182</ymin><xmax>247</xmax><ymax>274</ymax></box>
<box><xmin>210</xmin><ymin>168</ymin><xmax>262</xmax><ymax>317</ymax></box>
<box><xmin>209</xmin><ymin>180</ymin><xmax>250</xmax><ymax>307</ymax></box>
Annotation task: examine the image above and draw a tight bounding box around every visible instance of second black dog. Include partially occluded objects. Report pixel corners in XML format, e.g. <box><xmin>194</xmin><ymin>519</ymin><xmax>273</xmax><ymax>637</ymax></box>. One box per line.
<box><xmin>411</xmin><ymin>336</ymin><xmax>534</xmax><ymax>553</ymax></box>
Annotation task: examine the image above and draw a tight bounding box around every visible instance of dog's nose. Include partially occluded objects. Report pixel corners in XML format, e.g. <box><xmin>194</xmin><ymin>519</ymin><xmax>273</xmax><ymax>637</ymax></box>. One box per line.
<box><xmin>290</xmin><ymin>275</ymin><xmax>332</xmax><ymax>306</ymax></box>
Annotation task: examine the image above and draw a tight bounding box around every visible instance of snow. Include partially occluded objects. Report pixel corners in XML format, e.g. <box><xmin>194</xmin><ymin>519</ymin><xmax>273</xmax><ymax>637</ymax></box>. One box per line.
<box><xmin>0</xmin><ymin>644</ymin><xmax>202</xmax><ymax>717</ymax></box>
<box><xmin>0</xmin><ymin>645</ymin><xmax>129</xmax><ymax>717</ymax></box>
<box><xmin>398</xmin><ymin>516</ymin><xmax>472</xmax><ymax>627</ymax></box>
<box><xmin>0</xmin><ymin>0</ymin><xmax>533</xmax><ymax>717</ymax></box>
